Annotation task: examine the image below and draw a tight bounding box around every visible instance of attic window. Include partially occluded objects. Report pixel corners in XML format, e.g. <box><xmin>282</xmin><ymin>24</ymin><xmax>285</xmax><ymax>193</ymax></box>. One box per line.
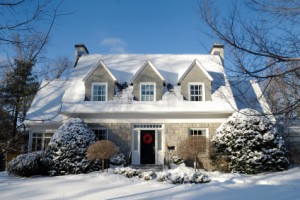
<box><xmin>92</xmin><ymin>82</ymin><xmax>107</xmax><ymax>101</ymax></box>
<box><xmin>140</xmin><ymin>82</ymin><xmax>156</xmax><ymax>101</ymax></box>
<box><xmin>189</xmin><ymin>82</ymin><xmax>205</xmax><ymax>101</ymax></box>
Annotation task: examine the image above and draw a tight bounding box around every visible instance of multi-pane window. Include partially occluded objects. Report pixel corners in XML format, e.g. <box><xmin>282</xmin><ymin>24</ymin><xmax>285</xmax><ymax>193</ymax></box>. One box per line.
<box><xmin>94</xmin><ymin>129</ymin><xmax>108</xmax><ymax>140</ymax></box>
<box><xmin>92</xmin><ymin>83</ymin><xmax>107</xmax><ymax>101</ymax></box>
<box><xmin>189</xmin><ymin>129</ymin><xmax>206</xmax><ymax>137</ymax></box>
<box><xmin>140</xmin><ymin>83</ymin><xmax>155</xmax><ymax>101</ymax></box>
<box><xmin>31</xmin><ymin>133</ymin><xmax>54</xmax><ymax>151</ymax></box>
<box><xmin>32</xmin><ymin>133</ymin><xmax>43</xmax><ymax>151</ymax></box>
<box><xmin>189</xmin><ymin>83</ymin><xmax>204</xmax><ymax>101</ymax></box>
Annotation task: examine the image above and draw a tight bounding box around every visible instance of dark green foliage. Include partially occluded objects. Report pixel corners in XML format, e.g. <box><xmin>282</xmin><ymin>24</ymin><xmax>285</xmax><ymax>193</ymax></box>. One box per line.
<box><xmin>212</xmin><ymin>109</ymin><xmax>289</xmax><ymax>174</ymax></box>
<box><xmin>46</xmin><ymin>118</ymin><xmax>101</xmax><ymax>176</ymax></box>
<box><xmin>7</xmin><ymin>151</ymin><xmax>52</xmax><ymax>177</ymax></box>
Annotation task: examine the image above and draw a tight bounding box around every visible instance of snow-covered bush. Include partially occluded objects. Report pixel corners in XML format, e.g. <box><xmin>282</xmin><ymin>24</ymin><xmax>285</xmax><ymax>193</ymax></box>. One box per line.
<box><xmin>8</xmin><ymin>151</ymin><xmax>52</xmax><ymax>177</ymax></box>
<box><xmin>110</xmin><ymin>152</ymin><xmax>126</xmax><ymax>166</ymax></box>
<box><xmin>139</xmin><ymin>171</ymin><xmax>156</xmax><ymax>181</ymax></box>
<box><xmin>113</xmin><ymin>167</ymin><xmax>141</xmax><ymax>178</ymax></box>
<box><xmin>46</xmin><ymin>118</ymin><xmax>101</xmax><ymax>176</ymax></box>
<box><xmin>212</xmin><ymin>108</ymin><xmax>289</xmax><ymax>174</ymax></box>
<box><xmin>113</xmin><ymin>165</ymin><xmax>210</xmax><ymax>184</ymax></box>
<box><xmin>170</xmin><ymin>155</ymin><xmax>184</xmax><ymax>165</ymax></box>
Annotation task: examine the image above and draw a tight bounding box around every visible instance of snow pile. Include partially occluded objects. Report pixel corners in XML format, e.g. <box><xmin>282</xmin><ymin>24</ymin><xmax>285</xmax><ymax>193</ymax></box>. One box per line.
<box><xmin>212</xmin><ymin>108</ymin><xmax>289</xmax><ymax>174</ymax></box>
<box><xmin>46</xmin><ymin>118</ymin><xmax>101</xmax><ymax>176</ymax></box>
<box><xmin>113</xmin><ymin>164</ymin><xmax>210</xmax><ymax>184</ymax></box>
<box><xmin>7</xmin><ymin>151</ymin><xmax>52</xmax><ymax>177</ymax></box>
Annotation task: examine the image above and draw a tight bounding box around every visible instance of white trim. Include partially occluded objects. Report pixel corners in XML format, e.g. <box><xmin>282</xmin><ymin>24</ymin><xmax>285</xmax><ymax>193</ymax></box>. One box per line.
<box><xmin>92</xmin><ymin>128</ymin><xmax>109</xmax><ymax>140</ymax></box>
<box><xmin>130</xmin><ymin>60</ymin><xmax>165</xmax><ymax>83</ymax></box>
<box><xmin>91</xmin><ymin>82</ymin><xmax>108</xmax><ymax>101</ymax></box>
<box><xmin>189</xmin><ymin>128</ymin><xmax>209</xmax><ymax>139</ymax></box>
<box><xmin>131</xmin><ymin>124</ymin><xmax>165</xmax><ymax>165</ymax></box>
<box><xmin>140</xmin><ymin>82</ymin><xmax>156</xmax><ymax>102</ymax></box>
<box><xmin>188</xmin><ymin>82</ymin><xmax>205</xmax><ymax>101</ymax></box>
<box><xmin>83</xmin><ymin>60</ymin><xmax>117</xmax><ymax>82</ymax></box>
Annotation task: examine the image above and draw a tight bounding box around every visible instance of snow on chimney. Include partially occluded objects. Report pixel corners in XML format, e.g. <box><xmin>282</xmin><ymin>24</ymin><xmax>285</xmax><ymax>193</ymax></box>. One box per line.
<box><xmin>74</xmin><ymin>44</ymin><xmax>89</xmax><ymax>67</ymax></box>
<box><xmin>209</xmin><ymin>43</ymin><xmax>224</xmax><ymax>61</ymax></box>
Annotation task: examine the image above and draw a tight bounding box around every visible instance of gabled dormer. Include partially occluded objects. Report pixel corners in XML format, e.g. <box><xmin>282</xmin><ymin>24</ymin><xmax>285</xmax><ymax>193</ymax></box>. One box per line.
<box><xmin>83</xmin><ymin>60</ymin><xmax>117</xmax><ymax>101</ymax></box>
<box><xmin>178</xmin><ymin>59</ymin><xmax>213</xmax><ymax>101</ymax></box>
<box><xmin>131</xmin><ymin>60</ymin><xmax>165</xmax><ymax>101</ymax></box>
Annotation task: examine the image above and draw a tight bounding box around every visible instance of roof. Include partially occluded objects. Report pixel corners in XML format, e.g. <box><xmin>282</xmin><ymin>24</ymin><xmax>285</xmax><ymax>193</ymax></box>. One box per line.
<box><xmin>130</xmin><ymin>60</ymin><xmax>165</xmax><ymax>83</ymax></box>
<box><xmin>24</xmin><ymin>80</ymin><xmax>67</xmax><ymax>123</ymax></box>
<box><xmin>178</xmin><ymin>59</ymin><xmax>213</xmax><ymax>83</ymax></box>
<box><xmin>24</xmin><ymin>53</ymin><xmax>272</xmax><ymax>120</ymax></box>
<box><xmin>71</xmin><ymin>54</ymin><xmax>224</xmax><ymax>85</ymax></box>
<box><xmin>83</xmin><ymin>60</ymin><xmax>117</xmax><ymax>82</ymax></box>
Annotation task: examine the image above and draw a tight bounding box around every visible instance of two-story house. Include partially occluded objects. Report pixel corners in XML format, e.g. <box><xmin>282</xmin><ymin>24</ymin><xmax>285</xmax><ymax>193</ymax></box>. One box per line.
<box><xmin>24</xmin><ymin>43</ymin><xmax>270</xmax><ymax>169</ymax></box>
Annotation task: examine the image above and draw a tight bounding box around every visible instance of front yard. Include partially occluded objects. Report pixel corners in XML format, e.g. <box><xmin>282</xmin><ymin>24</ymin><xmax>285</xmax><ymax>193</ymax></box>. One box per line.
<box><xmin>1</xmin><ymin>165</ymin><xmax>299</xmax><ymax>200</ymax></box>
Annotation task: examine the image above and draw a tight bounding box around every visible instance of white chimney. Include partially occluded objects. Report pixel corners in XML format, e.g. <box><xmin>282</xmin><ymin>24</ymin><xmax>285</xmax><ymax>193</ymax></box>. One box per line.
<box><xmin>209</xmin><ymin>43</ymin><xmax>224</xmax><ymax>61</ymax></box>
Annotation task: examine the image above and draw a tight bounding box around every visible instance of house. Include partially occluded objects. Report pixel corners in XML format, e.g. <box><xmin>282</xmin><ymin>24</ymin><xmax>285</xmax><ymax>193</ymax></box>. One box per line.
<box><xmin>24</xmin><ymin>43</ymin><xmax>270</xmax><ymax>170</ymax></box>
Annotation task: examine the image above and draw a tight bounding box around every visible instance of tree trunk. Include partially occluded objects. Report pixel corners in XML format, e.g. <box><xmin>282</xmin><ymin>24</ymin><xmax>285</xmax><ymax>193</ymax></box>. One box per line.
<box><xmin>102</xmin><ymin>159</ymin><xmax>104</xmax><ymax>172</ymax></box>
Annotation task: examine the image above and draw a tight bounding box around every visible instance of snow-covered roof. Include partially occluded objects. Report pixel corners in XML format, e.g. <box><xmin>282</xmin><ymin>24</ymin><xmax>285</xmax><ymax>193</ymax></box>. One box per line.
<box><xmin>71</xmin><ymin>54</ymin><xmax>224</xmax><ymax>85</ymax></box>
<box><xmin>24</xmin><ymin>80</ymin><xmax>67</xmax><ymax>123</ymax></box>
<box><xmin>24</xmin><ymin>53</ymin><xmax>272</xmax><ymax>120</ymax></box>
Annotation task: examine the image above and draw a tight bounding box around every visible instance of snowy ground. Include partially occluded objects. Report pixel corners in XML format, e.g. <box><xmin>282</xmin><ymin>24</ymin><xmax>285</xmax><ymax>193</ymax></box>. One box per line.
<box><xmin>1</xmin><ymin>166</ymin><xmax>300</xmax><ymax>200</ymax></box>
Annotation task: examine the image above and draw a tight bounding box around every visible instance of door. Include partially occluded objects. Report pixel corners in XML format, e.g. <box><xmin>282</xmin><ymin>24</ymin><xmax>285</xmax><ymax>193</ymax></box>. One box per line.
<box><xmin>140</xmin><ymin>130</ymin><xmax>155</xmax><ymax>164</ymax></box>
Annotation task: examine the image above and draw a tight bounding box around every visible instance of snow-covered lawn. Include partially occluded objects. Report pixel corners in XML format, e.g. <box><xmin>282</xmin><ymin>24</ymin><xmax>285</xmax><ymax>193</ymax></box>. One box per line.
<box><xmin>1</xmin><ymin>166</ymin><xmax>300</xmax><ymax>200</ymax></box>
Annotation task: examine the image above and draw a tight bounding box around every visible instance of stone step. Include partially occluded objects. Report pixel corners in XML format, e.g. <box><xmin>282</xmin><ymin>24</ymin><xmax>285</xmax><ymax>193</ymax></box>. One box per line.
<box><xmin>130</xmin><ymin>164</ymin><xmax>163</xmax><ymax>171</ymax></box>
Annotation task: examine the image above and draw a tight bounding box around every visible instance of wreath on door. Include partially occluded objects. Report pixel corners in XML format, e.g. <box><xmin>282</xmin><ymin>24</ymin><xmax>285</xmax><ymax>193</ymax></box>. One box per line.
<box><xmin>143</xmin><ymin>133</ymin><xmax>153</xmax><ymax>144</ymax></box>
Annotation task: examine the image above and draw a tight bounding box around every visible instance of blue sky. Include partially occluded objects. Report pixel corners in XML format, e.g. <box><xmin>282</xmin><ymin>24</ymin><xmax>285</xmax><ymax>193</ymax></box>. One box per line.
<box><xmin>46</xmin><ymin>0</ymin><xmax>230</xmax><ymax>60</ymax></box>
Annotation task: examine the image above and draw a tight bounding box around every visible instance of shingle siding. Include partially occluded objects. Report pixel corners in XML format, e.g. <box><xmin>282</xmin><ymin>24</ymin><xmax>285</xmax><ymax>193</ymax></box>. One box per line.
<box><xmin>85</xmin><ymin>66</ymin><xmax>115</xmax><ymax>101</ymax></box>
<box><xmin>132</xmin><ymin>64</ymin><xmax>164</xmax><ymax>101</ymax></box>
<box><xmin>180</xmin><ymin>65</ymin><xmax>212</xmax><ymax>101</ymax></box>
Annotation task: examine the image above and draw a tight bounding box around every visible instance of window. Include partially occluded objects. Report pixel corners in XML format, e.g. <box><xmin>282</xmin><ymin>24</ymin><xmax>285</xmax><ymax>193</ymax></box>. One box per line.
<box><xmin>189</xmin><ymin>128</ymin><xmax>206</xmax><ymax>137</ymax></box>
<box><xmin>31</xmin><ymin>133</ymin><xmax>54</xmax><ymax>151</ymax></box>
<box><xmin>189</xmin><ymin>83</ymin><xmax>204</xmax><ymax>101</ymax></box>
<box><xmin>94</xmin><ymin>129</ymin><xmax>108</xmax><ymax>140</ymax></box>
<box><xmin>140</xmin><ymin>83</ymin><xmax>156</xmax><ymax>101</ymax></box>
<box><xmin>32</xmin><ymin>133</ymin><xmax>43</xmax><ymax>151</ymax></box>
<box><xmin>92</xmin><ymin>83</ymin><xmax>107</xmax><ymax>101</ymax></box>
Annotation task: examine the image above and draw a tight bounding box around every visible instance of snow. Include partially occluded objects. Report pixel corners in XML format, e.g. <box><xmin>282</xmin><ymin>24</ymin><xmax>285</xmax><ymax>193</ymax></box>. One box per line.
<box><xmin>1</xmin><ymin>166</ymin><xmax>300</xmax><ymax>200</ymax></box>
<box><xmin>24</xmin><ymin>79</ymin><xmax>67</xmax><ymax>123</ymax></box>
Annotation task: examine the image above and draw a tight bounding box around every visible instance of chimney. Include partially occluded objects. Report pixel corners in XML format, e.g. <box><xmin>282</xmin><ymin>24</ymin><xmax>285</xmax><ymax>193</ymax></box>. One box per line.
<box><xmin>74</xmin><ymin>44</ymin><xmax>89</xmax><ymax>67</ymax></box>
<box><xmin>209</xmin><ymin>43</ymin><xmax>224</xmax><ymax>61</ymax></box>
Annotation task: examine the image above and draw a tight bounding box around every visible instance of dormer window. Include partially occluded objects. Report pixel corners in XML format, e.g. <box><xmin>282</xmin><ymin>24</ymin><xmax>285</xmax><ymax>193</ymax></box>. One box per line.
<box><xmin>189</xmin><ymin>82</ymin><xmax>205</xmax><ymax>101</ymax></box>
<box><xmin>140</xmin><ymin>82</ymin><xmax>156</xmax><ymax>101</ymax></box>
<box><xmin>92</xmin><ymin>82</ymin><xmax>107</xmax><ymax>101</ymax></box>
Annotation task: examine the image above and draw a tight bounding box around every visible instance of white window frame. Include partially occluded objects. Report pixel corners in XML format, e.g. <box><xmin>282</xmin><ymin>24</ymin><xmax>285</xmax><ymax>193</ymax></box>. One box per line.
<box><xmin>29</xmin><ymin>132</ymin><xmax>54</xmax><ymax>152</ymax></box>
<box><xmin>188</xmin><ymin>82</ymin><xmax>205</xmax><ymax>101</ymax></box>
<box><xmin>91</xmin><ymin>82</ymin><xmax>108</xmax><ymax>101</ymax></box>
<box><xmin>140</xmin><ymin>82</ymin><xmax>156</xmax><ymax>101</ymax></box>
<box><xmin>189</xmin><ymin>128</ymin><xmax>208</xmax><ymax>138</ymax></box>
<box><xmin>93</xmin><ymin>128</ymin><xmax>108</xmax><ymax>140</ymax></box>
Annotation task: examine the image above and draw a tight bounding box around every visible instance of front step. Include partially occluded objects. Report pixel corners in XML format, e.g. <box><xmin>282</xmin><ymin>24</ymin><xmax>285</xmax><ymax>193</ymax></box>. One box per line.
<box><xmin>130</xmin><ymin>164</ymin><xmax>163</xmax><ymax>171</ymax></box>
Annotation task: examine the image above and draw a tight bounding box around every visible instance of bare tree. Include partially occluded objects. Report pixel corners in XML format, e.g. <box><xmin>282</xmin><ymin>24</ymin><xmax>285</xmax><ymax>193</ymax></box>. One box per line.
<box><xmin>86</xmin><ymin>141</ymin><xmax>119</xmax><ymax>172</ymax></box>
<box><xmin>199</xmin><ymin>0</ymin><xmax>300</xmax><ymax>117</ymax></box>
<box><xmin>177</xmin><ymin>137</ymin><xmax>207</xmax><ymax>172</ymax></box>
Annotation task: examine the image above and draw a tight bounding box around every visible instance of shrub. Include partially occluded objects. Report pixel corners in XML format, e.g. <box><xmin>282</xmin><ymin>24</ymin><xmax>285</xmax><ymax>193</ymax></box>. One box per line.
<box><xmin>110</xmin><ymin>152</ymin><xmax>126</xmax><ymax>166</ymax></box>
<box><xmin>177</xmin><ymin>137</ymin><xmax>207</xmax><ymax>171</ymax></box>
<box><xmin>86</xmin><ymin>140</ymin><xmax>118</xmax><ymax>171</ymax></box>
<box><xmin>46</xmin><ymin>118</ymin><xmax>101</xmax><ymax>176</ymax></box>
<box><xmin>212</xmin><ymin>108</ymin><xmax>289</xmax><ymax>174</ymax></box>
<box><xmin>7</xmin><ymin>151</ymin><xmax>52</xmax><ymax>177</ymax></box>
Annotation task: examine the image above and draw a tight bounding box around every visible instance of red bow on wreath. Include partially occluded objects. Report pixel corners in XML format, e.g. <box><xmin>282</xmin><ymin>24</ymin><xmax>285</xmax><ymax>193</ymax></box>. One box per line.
<box><xmin>143</xmin><ymin>133</ymin><xmax>153</xmax><ymax>144</ymax></box>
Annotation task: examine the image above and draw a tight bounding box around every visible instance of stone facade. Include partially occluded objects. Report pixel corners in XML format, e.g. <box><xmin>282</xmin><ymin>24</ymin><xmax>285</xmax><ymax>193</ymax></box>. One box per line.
<box><xmin>88</xmin><ymin>122</ymin><xmax>221</xmax><ymax>170</ymax></box>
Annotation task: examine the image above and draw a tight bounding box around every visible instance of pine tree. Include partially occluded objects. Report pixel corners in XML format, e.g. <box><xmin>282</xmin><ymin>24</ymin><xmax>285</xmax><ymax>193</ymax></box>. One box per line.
<box><xmin>0</xmin><ymin>59</ymin><xmax>39</xmax><ymax>154</ymax></box>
